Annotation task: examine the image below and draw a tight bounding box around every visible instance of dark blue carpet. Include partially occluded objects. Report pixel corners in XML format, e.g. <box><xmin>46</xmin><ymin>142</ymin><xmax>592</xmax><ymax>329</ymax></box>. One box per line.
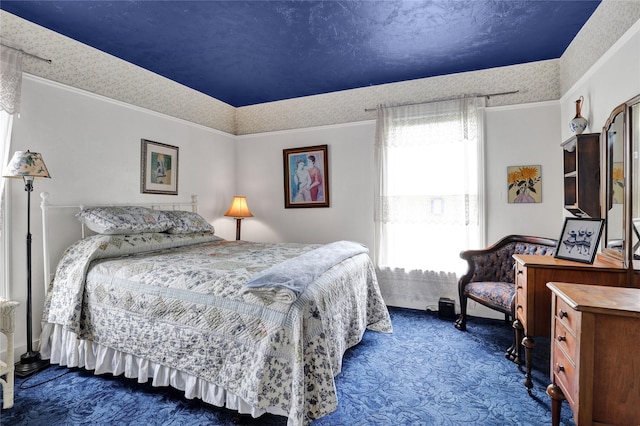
<box><xmin>1</xmin><ymin>307</ymin><xmax>575</xmax><ymax>425</ymax></box>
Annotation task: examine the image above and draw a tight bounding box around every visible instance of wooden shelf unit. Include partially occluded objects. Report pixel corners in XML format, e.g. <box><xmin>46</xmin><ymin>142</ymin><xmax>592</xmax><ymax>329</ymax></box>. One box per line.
<box><xmin>562</xmin><ymin>133</ymin><xmax>600</xmax><ymax>218</ymax></box>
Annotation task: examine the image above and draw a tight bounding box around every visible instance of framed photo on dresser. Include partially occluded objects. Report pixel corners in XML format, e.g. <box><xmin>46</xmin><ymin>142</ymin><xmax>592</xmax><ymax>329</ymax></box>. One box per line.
<box><xmin>554</xmin><ymin>217</ymin><xmax>604</xmax><ymax>264</ymax></box>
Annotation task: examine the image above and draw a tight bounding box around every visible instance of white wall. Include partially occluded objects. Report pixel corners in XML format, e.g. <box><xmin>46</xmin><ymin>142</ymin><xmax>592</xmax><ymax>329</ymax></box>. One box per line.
<box><xmin>485</xmin><ymin>102</ymin><xmax>565</xmax><ymax>243</ymax></box>
<box><xmin>235</xmin><ymin>122</ymin><xmax>377</xmax><ymax>249</ymax></box>
<box><xmin>561</xmin><ymin>19</ymin><xmax>640</xmax><ymax>139</ymax></box>
<box><xmin>5</xmin><ymin>75</ymin><xmax>237</xmax><ymax>357</ymax></box>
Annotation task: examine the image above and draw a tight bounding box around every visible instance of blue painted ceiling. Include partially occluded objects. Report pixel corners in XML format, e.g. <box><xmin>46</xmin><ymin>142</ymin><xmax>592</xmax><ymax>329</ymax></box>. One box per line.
<box><xmin>1</xmin><ymin>1</ymin><xmax>601</xmax><ymax>107</ymax></box>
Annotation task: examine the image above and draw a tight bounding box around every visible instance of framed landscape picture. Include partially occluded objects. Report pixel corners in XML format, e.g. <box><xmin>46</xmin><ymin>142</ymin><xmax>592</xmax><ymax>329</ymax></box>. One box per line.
<box><xmin>283</xmin><ymin>144</ymin><xmax>330</xmax><ymax>208</ymax></box>
<box><xmin>140</xmin><ymin>139</ymin><xmax>179</xmax><ymax>195</ymax></box>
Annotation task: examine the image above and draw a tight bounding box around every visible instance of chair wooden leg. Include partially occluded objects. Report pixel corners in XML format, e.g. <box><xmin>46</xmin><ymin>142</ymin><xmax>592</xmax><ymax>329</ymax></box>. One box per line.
<box><xmin>523</xmin><ymin>335</ymin><xmax>535</xmax><ymax>393</ymax></box>
<box><xmin>454</xmin><ymin>296</ymin><xmax>467</xmax><ymax>331</ymax></box>
<box><xmin>506</xmin><ymin>318</ymin><xmax>522</xmax><ymax>365</ymax></box>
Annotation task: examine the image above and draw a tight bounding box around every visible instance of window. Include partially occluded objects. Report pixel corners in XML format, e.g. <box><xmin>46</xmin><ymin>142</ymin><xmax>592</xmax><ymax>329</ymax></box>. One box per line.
<box><xmin>374</xmin><ymin>98</ymin><xmax>485</xmax><ymax>308</ymax></box>
<box><xmin>0</xmin><ymin>111</ymin><xmax>13</xmax><ymax>297</ymax></box>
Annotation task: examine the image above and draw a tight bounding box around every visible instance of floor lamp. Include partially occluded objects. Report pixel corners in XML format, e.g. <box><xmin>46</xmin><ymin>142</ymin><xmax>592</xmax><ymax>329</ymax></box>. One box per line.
<box><xmin>3</xmin><ymin>150</ymin><xmax>51</xmax><ymax>377</ymax></box>
<box><xmin>224</xmin><ymin>196</ymin><xmax>253</xmax><ymax>240</ymax></box>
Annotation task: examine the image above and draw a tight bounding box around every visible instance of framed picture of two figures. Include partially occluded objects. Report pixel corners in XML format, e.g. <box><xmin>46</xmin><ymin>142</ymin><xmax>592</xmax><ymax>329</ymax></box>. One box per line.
<box><xmin>283</xmin><ymin>144</ymin><xmax>330</xmax><ymax>208</ymax></box>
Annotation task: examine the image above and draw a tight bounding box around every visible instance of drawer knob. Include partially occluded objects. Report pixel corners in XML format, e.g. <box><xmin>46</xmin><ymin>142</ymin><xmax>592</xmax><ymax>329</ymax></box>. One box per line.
<box><xmin>517</xmin><ymin>285</ymin><xmax>523</xmax><ymax>289</ymax></box>
<box><xmin>559</xmin><ymin>310</ymin><xmax>568</xmax><ymax>319</ymax></box>
<box><xmin>556</xmin><ymin>365</ymin><xmax>565</xmax><ymax>373</ymax></box>
<box><xmin>517</xmin><ymin>304</ymin><xmax>523</xmax><ymax>310</ymax></box>
<box><xmin>517</xmin><ymin>270</ymin><xmax>523</xmax><ymax>275</ymax></box>
<box><xmin>557</xmin><ymin>335</ymin><xmax>566</xmax><ymax>342</ymax></box>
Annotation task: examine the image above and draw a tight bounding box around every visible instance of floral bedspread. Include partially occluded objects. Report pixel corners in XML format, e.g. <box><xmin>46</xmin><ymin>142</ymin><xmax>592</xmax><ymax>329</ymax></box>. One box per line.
<box><xmin>42</xmin><ymin>232</ymin><xmax>392</xmax><ymax>425</ymax></box>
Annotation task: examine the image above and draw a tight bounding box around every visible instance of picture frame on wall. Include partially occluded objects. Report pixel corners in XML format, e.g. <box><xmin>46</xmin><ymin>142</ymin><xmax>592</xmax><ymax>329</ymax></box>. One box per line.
<box><xmin>283</xmin><ymin>144</ymin><xmax>330</xmax><ymax>208</ymax></box>
<box><xmin>554</xmin><ymin>217</ymin><xmax>604</xmax><ymax>264</ymax></box>
<box><xmin>507</xmin><ymin>165</ymin><xmax>542</xmax><ymax>203</ymax></box>
<box><xmin>140</xmin><ymin>139</ymin><xmax>179</xmax><ymax>195</ymax></box>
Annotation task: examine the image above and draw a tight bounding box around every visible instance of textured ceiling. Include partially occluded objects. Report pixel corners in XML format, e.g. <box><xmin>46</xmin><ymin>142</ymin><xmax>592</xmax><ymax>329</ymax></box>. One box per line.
<box><xmin>0</xmin><ymin>1</ymin><xmax>601</xmax><ymax>108</ymax></box>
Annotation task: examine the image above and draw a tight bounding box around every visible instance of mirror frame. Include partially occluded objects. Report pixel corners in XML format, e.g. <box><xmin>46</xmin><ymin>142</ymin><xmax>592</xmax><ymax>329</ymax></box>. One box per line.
<box><xmin>627</xmin><ymin>94</ymin><xmax>640</xmax><ymax>270</ymax></box>
<box><xmin>601</xmin><ymin>103</ymin><xmax>627</xmax><ymax>266</ymax></box>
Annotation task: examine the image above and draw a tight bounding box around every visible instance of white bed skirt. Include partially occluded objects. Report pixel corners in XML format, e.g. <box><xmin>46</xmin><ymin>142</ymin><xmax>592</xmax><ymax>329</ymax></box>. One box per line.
<box><xmin>39</xmin><ymin>323</ymin><xmax>289</xmax><ymax>422</ymax></box>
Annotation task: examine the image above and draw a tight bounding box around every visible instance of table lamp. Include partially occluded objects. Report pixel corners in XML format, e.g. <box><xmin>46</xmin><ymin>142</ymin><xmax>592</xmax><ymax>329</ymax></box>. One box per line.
<box><xmin>224</xmin><ymin>196</ymin><xmax>253</xmax><ymax>240</ymax></box>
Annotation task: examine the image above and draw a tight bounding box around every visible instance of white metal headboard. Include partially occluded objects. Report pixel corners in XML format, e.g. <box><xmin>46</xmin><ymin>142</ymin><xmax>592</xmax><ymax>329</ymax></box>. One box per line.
<box><xmin>40</xmin><ymin>192</ymin><xmax>199</xmax><ymax>293</ymax></box>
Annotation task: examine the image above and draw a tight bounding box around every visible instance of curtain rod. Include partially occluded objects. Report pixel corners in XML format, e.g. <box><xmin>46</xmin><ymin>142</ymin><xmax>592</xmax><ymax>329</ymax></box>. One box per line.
<box><xmin>1</xmin><ymin>42</ymin><xmax>52</xmax><ymax>64</ymax></box>
<box><xmin>364</xmin><ymin>90</ymin><xmax>519</xmax><ymax>112</ymax></box>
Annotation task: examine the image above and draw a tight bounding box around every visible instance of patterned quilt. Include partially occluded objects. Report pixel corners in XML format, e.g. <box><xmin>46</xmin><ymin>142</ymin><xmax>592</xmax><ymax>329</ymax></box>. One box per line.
<box><xmin>42</xmin><ymin>232</ymin><xmax>392</xmax><ymax>425</ymax></box>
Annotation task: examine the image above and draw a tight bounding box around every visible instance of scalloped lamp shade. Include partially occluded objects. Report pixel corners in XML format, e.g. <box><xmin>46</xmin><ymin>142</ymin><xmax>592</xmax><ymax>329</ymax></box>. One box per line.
<box><xmin>224</xmin><ymin>196</ymin><xmax>253</xmax><ymax>219</ymax></box>
<box><xmin>3</xmin><ymin>150</ymin><xmax>51</xmax><ymax>179</ymax></box>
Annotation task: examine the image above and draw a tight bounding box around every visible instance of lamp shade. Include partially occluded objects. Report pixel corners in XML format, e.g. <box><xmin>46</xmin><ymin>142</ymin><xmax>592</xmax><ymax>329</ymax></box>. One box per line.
<box><xmin>224</xmin><ymin>196</ymin><xmax>253</xmax><ymax>219</ymax></box>
<box><xmin>3</xmin><ymin>150</ymin><xmax>51</xmax><ymax>179</ymax></box>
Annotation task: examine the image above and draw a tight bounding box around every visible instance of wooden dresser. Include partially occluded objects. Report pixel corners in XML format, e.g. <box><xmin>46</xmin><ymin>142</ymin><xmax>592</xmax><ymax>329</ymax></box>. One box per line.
<box><xmin>511</xmin><ymin>254</ymin><xmax>628</xmax><ymax>391</ymax></box>
<box><xmin>546</xmin><ymin>282</ymin><xmax>640</xmax><ymax>426</ymax></box>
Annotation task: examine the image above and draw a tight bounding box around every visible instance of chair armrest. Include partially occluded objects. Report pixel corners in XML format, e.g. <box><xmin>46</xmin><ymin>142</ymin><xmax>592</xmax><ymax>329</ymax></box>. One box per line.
<box><xmin>0</xmin><ymin>299</ymin><xmax>19</xmax><ymax>334</ymax></box>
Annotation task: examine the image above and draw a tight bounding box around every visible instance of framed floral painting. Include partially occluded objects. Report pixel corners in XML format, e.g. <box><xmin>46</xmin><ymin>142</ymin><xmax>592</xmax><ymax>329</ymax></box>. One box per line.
<box><xmin>140</xmin><ymin>139</ymin><xmax>179</xmax><ymax>195</ymax></box>
<box><xmin>283</xmin><ymin>144</ymin><xmax>330</xmax><ymax>208</ymax></box>
<box><xmin>508</xmin><ymin>165</ymin><xmax>542</xmax><ymax>203</ymax></box>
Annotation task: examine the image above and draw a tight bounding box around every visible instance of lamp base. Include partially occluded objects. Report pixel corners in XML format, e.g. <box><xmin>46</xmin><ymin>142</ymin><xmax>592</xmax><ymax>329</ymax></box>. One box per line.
<box><xmin>235</xmin><ymin>218</ymin><xmax>242</xmax><ymax>240</ymax></box>
<box><xmin>15</xmin><ymin>350</ymin><xmax>49</xmax><ymax>378</ymax></box>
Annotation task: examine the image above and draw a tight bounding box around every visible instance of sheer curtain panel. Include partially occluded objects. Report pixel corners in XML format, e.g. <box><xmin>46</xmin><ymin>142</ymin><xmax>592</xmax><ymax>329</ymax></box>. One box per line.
<box><xmin>374</xmin><ymin>98</ymin><xmax>486</xmax><ymax>310</ymax></box>
<box><xmin>1</xmin><ymin>45</ymin><xmax>23</xmax><ymax>114</ymax></box>
<box><xmin>0</xmin><ymin>45</ymin><xmax>23</xmax><ymax>297</ymax></box>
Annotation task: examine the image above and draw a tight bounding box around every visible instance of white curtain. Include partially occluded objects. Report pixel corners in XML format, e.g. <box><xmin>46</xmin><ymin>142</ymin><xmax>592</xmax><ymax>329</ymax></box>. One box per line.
<box><xmin>1</xmin><ymin>45</ymin><xmax>23</xmax><ymax>114</ymax></box>
<box><xmin>374</xmin><ymin>97</ymin><xmax>486</xmax><ymax>310</ymax></box>
<box><xmin>0</xmin><ymin>45</ymin><xmax>23</xmax><ymax>297</ymax></box>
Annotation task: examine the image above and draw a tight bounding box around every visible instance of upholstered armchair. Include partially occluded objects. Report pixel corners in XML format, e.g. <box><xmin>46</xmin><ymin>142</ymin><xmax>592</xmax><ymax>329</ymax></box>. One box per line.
<box><xmin>454</xmin><ymin>235</ymin><xmax>556</xmax><ymax>361</ymax></box>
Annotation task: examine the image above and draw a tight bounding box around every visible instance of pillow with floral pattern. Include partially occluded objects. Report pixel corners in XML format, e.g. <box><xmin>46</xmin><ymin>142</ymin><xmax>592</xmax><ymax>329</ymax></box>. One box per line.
<box><xmin>163</xmin><ymin>210</ymin><xmax>214</xmax><ymax>234</ymax></box>
<box><xmin>76</xmin><ymin>206</ymin><xmax>172</xmax><ymax>235</ymax></box>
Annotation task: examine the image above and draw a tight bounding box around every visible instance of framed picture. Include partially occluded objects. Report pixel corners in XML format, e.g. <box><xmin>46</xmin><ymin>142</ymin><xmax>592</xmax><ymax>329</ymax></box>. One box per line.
<box><xmin>507</xmin><ymin>165</ymin><xmax>542</xmax><ymax>203</ymax></box>
<box><xmin>554</xmin><ymin>217</ymin><xmax>604</xmax><ymax>264</ymax></box>
<box><xmin>283</xmin><ymin>144</ymin><xmax>330</xmax><ymax>208</ymax></box>
<box><xmin>140</xmin><ymin>139</ymin><xmax>179</xmax><ymax>195</ymax></box>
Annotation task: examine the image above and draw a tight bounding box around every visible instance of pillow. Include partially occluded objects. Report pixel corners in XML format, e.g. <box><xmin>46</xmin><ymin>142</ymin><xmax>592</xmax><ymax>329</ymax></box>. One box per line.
<box><xmin>163</xmin><ymin>210</ymin><xmax>214</xmax><ymax>234</ymax></box>
<box><xmin>76</xmin><ymin>206</ymin><xmax>172</xmax><ymax>235</ymax></box>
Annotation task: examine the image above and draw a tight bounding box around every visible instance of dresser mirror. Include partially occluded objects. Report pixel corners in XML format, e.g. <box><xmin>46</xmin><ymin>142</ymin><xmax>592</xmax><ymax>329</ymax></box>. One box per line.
<box><xmin>602</xmin><ymin>104</ymin><xmax>626</xmax><ymax>264</ymax></box>
<box><xmin>629</xmin><ymin>95</ymin><xmax>640</xmax><ymax>268</ymax></box>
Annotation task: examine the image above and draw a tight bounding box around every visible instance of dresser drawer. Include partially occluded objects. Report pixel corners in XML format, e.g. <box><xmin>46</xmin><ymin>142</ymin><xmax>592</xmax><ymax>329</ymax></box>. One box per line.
<box><xmin>555</xmin><ymin>296</ymin><xmax>579</xmax><ymax>335</ymax></box>
<box><xmin>515</xmin><ymin>285</ymin><xmax>527</xmax><ymax>326</ymax></box>
<box><xmin>553</xmin><ymin>318</ymin><xmax>577</xmax><ymax>363</ymax></box>
<box><xmin>515</xmin><ymin>263</ymin><xmax>526</xmax><ymax>289</ymax></box>
<box><xmin>515</xmin><ymin>264</ymin><xmax>527</xmax><ymax>326</ymax></box>
<box><xmin>552</xmin><ymin>341</ymin><xmax>577</xmax><ymax>407</ymax></box>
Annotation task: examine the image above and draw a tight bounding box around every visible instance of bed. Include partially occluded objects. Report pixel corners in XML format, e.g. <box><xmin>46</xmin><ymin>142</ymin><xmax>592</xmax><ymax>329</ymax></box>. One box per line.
<box><xmin>38</xmin><ymin>194</ymin><xmax>392</xmax><ymax>426</ymax></box>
